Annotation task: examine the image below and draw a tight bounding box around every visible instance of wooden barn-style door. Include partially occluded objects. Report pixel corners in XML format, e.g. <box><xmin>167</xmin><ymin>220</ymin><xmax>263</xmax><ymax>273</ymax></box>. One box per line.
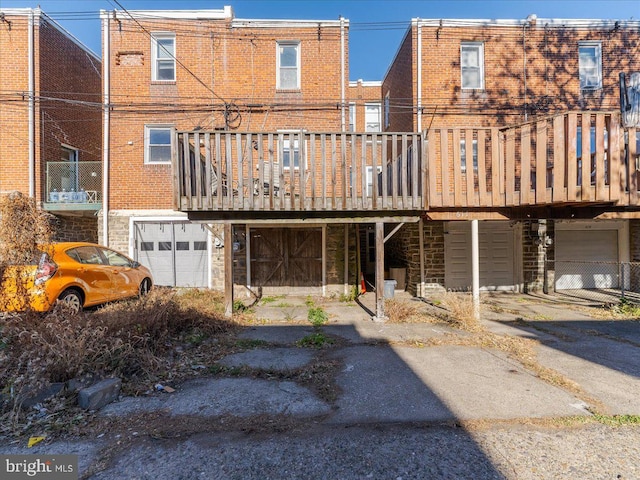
<box><xmin>250</xmin><ymin>227</ymin><xmax>322</xmax><ymax>287</ymax></box>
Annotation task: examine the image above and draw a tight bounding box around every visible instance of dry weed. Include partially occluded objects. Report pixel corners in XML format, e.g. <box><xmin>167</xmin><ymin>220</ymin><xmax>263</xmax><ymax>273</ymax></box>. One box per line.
<box><xmin>384</xmin><ymin>299</ymin><xmax>442</xmax><ymax>324</ymax></box>
<box><xmin>0</xmin><ymin>288</ymin><xmax>238</xmax><ymax>428</ymax></box>
<box><xmin>0</xmin><ymin>192</ymin><xmax>55</xmax><ymax>264</ymax></box>
<box><xmin>438</xmin><ymin>292</ymin><xmax>484</xmax><ymax>332</ymax></box>
<box><xmin>0</xmin><ymin>192</ymin><xmax>57</xmax><ymax>311</ymax></box>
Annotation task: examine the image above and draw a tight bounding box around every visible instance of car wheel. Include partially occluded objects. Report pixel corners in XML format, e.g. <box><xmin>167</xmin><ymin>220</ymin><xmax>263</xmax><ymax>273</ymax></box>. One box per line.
<box><xmin>58</xmin><ymin>289</ymin><xmax>83</xmax><ymax>314</ymax></box>
<box><xmin>139</xmin><ymin>278</ymin><xmax>152</xmax><ymax>296</ymax></box>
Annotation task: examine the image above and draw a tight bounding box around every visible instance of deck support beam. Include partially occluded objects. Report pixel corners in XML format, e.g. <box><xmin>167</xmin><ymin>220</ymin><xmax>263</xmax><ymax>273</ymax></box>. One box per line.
<box><xmin>471</xmin><ymin>219</ymin><xmax>480</xmax><ymax>320</ymax></box>
<box><xmin>374</xmin><ymin>221</ymin><xmax>386</xmax><ymax>321</ymax></box>
<box><xmin>224</xmin><ymin>223</ymin><xmax>234</xmax><ymax>318</ymax></box>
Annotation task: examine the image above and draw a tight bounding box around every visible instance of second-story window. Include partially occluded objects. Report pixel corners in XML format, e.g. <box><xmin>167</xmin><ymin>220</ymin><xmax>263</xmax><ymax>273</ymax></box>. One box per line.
<box><xmin>365</xmin><ymin>103</ymin><xmax>381</xmax><ymax>132</ymax></box>
<box><xmin>144</xmin><ymin>126</ymin><xmax>172</xmax><ymax>164</ymax></box>
<box><xmin>277</xmin><ymin>42</ymin><xmax>300</xmax><ymax>90</ymax></box>
<box><xmin>461</xmin><ymin>42</ymin><xmax>484</xmax><ymax>90</ymax></box>
<box><xmin>579</xmin><ymin>42</ymin><xmax>602</xmax><ymax>91</ymax></box>
<box><xmin>152</xmin><ymin>33</ymin><xmax>176</xmax><ymax>82</ymax></box>
<box><xmin>348</xmin><ymin>103</ymin><xmax>356</xmax><ymax>131</ymax></box>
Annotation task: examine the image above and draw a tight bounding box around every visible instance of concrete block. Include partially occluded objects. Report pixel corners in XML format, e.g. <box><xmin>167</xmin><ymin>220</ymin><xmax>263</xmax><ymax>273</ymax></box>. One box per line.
<box><xmin>20</xmin><ymin>383</ymin><xmax>65</xmax><ymax>409</ymax></box>
<box><xmin>78</xmin><ymin>378</ymin><xmax>121</xmax><ymax>410</ymax></box>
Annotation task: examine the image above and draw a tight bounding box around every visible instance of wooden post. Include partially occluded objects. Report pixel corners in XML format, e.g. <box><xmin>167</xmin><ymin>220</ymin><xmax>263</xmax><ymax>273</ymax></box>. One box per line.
<box><xmin>224</xmin><ymin>223</ymin><xmax>233</xmax><ymax>318</ymax></box>
<box><xmin>419</xmin><ymin>217</ymin><xmax>425</xmax><ymax>297</ymax></box>
<box><xmin>374</xmin><ymin>221</ymin><xmax>386</xmax><ymax>321</ymax></box>
<box><xmin>471</xmin><ymin>219</ymin><xmax>480</xmax><ymax>321</ymax></box>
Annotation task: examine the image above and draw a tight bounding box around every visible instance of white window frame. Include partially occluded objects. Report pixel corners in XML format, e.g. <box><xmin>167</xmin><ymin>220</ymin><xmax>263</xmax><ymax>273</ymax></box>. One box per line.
<box><xmin>460</xmin><ymin>139</ymin><xmax>478</xmax><ymax>173</ymax></box>
<box><xmin>579</xmin><ymin>42</ymin><xmax>602</xmax><ymax>91</ymax></box>
<box><xmin>277</xmin><ymin>41</ymin><xmax>301</xmax><ymax>90</ymax></box>
<box><xmin>151</xmin><ymin>32</ymin><xmax>176</xmax><ymax>82</ymax></box>
<box><xmin>144</xmin><ymin>125</ymin><xmax>173</xmax><ymax>164</ymax></box>
<box><xmin>365</xmin><ymin>102</ymin><xmax>382</xmax><ymax>132</ymax></box>
<box><xmin>348</xmin><ymin>102</ymin><xmax>356</xmax><ymax>132</ymax></box>
<box><xmin>366</xmin><ymin>166</ymin><xmax>383</xmax><ymax>197</ymax></box>
<box><xmin>278</xmin><ymin>131</ymin><xmax>306</xmax><ymax>170</ymax></box>
<box><xmin>461</xmin><ymin>42</ymin><xmax>484</xmax><ymax>90</ymax></box>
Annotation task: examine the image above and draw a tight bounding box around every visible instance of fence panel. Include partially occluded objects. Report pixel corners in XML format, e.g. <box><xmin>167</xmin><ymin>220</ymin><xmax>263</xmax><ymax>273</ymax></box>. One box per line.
<box><xmin>548</xmin><ymin>260</ymin><xmax>640</xmax><ymax>304</ymax></box>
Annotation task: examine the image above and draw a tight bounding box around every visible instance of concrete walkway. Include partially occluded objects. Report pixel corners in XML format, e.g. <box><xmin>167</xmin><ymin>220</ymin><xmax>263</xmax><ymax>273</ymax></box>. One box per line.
<box><xmin>2</xmin><ymin>291</ymin><xmax>639</xmax><ymax>479</ymax></box>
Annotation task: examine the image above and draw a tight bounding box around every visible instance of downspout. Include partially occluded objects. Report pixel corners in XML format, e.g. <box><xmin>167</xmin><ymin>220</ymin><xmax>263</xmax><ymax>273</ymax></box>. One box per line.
<box><xmin>102</xmin><ymin>12</ymin><xmax>110</xmax><ymax>246</ymax></box>
<box><xmin>28</xmin><ymin>9</ymin><xmax>35</xmax><ymax>197</ymax></box>
<box><xmin>523</xmin><ymin>23</ymin><xmax>527</xmax><ymax>121</ymax></box>
<box><xmin>416</xmin><ymin>18</ymin><xmax>422</xmax><ymax>133</ymax></box>
<box><xmin>340</xmin><ymin>16</ymin><xmax>346</xmax><ymax>131</ymax></box>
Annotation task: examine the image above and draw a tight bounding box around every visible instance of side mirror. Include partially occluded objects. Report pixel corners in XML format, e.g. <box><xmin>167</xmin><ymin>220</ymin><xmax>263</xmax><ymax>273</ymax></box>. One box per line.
<box><xmin>132</xmin><ymin>261</ymin><xmax>141</xmax><ymax>268</ymax></box>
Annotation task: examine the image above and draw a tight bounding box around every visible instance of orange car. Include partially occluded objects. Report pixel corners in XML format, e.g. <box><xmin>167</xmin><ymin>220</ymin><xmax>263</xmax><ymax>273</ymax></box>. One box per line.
<box><xmin>0</xmin><ymin>242</ymin><xmax>153</xmax><ymax>313</ymax></box>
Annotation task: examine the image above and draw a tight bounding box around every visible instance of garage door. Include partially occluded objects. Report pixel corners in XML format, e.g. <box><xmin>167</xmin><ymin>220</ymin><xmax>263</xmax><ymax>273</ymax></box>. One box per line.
<box><xmin>250</xmin><ymin>227</ymin><xmax>322</xmax><ymax>287</ymax></box>
<box><xmin>445</xmin><ymin>221</ymin><xmax>517</xmax><ymax>291</ymax></box>
<box><xmin>134</xmin><ymin>222</ymin><xmax>208</xmax><ymax>287</ymax></box>
<box><xmin>555</xmin><ymin>229</ymin><xmax>618</xmax><ymax>290</ymax></box>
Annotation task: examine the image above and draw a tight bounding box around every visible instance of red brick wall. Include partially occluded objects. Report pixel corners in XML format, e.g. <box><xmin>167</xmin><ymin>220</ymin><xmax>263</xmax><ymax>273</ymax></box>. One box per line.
<box><xmin>382</xmin><ymin>28</ymin><xmax>415</xmax><ymax>132</ymax></box>
<box><xmin>0</xmin><ymin>12</ymin><xmax>101</xmax><ymax>203</ymax></box>
<box><xmin>385</xmin><ymin>21</ymin><xmax>640</xmax><ymax>131</ymax></box>
<box><xmin>0</xmin><ymin>15</ymin><xmax>31</xmax><ymax>194</ymax></box>
<box><xmin>39</xmin><ymin>18</ymin><xmax>102</xmax><ymax>199</ymax></box>
<box><xmin>107</xmin><ymin>17</ymin><xmax>348</xmax><ymax>210</ymax></box>
<box><xmin>347</xmin><ymin>81</ymin><xmax>382</xmax><ymax>131</ymax></box>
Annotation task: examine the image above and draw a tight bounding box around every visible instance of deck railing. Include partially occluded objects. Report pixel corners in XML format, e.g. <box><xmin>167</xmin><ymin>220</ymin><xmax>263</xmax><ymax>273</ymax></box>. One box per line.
<box><xmin>173</xmin><ymin>113</ymin><xmax>638</xmax><ymax>215</ymax></box>
<box><xmin>427</xmin><ymin>112</ymin><xmax>635</xmax><ymax>208</ymax></box>
<box><xmin>173</xmin><ymin>131</ymin><xmax>425</xmax><ymax>212</ymax></box>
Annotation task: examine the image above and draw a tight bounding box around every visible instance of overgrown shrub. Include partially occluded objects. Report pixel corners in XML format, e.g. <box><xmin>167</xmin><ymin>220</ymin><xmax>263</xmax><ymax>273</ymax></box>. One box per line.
<box><xmin>0</xmin><ymin>192</ymin><xmax>54</xmax><ymax>265</ymax></box>
<box><xmin>0</xmin><ymin>289</ymin><xmax>237</xmax><ymax>415</ymax></box>
<box><xmin>0</xmin><ymin>192</ymin><xmax>56</xmax><ymax>311</ymax></box>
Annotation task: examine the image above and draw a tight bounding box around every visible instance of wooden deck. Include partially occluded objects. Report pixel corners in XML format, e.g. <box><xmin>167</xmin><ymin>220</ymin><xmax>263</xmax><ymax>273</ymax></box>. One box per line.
<box><xmin>173</xmin><ymin>131</ymin><xmax>424</xmax><ymax>214</ymax></box>
<box><xmin>427</xmin><ymin>112</ymin><xmax>635</xmax><ymax>209</ymax></box>
<box><xmin>173</xmin><ymin>112</ymin><xmax>639</xmax><ymax>218</ymax></box>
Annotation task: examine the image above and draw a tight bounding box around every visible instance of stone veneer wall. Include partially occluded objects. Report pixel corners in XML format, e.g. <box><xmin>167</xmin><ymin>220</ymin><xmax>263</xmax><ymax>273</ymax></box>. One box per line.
<box><xmin>521</xmin><ymin>220</ymin><xmax>555</xmax><ymax>293</ymax></box>
<box><xmin>97</xmin><ymin>213</ymin><xmax>130</xmax><ymax>255</ymax></box>
<box><xmin>326</xmin><ymin>224</ymin><xmax>358</xmax><ymax>294</ymax></box>
<box><xmin>386</xmin><ymin>220</ymin><xmax>445</xmax><ymax>296</ymax></box>
<box><xmin>53</xmin><ymin>215</ymin><xmax>99</xmax><ymax>243</ymax></box>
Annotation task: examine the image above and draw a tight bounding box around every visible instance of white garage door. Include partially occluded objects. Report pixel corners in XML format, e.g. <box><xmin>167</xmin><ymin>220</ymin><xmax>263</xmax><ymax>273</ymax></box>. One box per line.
<box><xmin>444</xmin><ymin>221</ymin><xmax>517</xmax><ymax>291</ymax></box>
<box><xmin>134</xmin><ymin>222</ymin><xmax>208</xmax><ymax>287</ymax></box>
<box><xmin>555</xmin><ymin>229</ymin><xmax>618</xmax><ymax>290</ymax></box>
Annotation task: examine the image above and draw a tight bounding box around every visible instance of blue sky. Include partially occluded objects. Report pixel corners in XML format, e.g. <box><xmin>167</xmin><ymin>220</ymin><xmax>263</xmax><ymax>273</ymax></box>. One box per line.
<box><xmin>2</xmin><ymin>0</ymin><xmax>639</xmax><ymax>80</ymax></box>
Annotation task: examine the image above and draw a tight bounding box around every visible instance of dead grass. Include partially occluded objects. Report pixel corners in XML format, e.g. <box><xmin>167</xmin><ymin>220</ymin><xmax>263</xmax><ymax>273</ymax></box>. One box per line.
<box><xmin>384</xmin><ymin>298</ymin><xmax>443</xmax><ymax>324</ymax></box>
<box><xmin>438</xmin><ymin>292</ymin><xmax>485</xmax><ymax>332</ymax></box>
<box><xmin>0</xmin><ymin>288</ymin><xmax>238</xmax><ymax>435</ymax></box>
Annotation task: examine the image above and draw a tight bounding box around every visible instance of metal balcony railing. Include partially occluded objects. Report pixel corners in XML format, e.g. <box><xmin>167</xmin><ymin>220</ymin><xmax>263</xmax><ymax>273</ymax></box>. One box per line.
<box><xmin>44</xmin><ymin>161</ymin><xmax>102</xmax><ymax>211</ymax></box>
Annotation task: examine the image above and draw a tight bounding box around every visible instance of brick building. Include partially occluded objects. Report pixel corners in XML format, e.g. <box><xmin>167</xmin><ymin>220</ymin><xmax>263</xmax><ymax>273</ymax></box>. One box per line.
<box><xmin>380</xmin><ymin>17</ymin><xmax>640</xmax><ymax>296</ymax></box>
<box><xmin>101</xmin><ymin>7</ymin><xmax>359</xmax><ymax>293</ymax></box>
<box><xmin>0</xmin><ymin>8</ymin><xmax>102</xmax><ymax>241</ymax></box>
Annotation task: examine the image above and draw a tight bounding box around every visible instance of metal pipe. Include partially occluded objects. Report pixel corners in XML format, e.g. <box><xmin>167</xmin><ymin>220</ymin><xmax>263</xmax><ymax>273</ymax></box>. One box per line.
<box><xmin>102</xmin><ymin>12</ymin><xmax>111</xmax><ymax>246</ymax></box>
<box><xmin>28</xmin><ymin>9</ymin><xmax>35</xmax><ymax>197</ymax></box>
<box><xmin>471</xmin><ymin>219</ymin><xmax>480</xmax><ymax>320</ymax></box>
<box><xmin>416</xmin><ymin>18</ymin><xmax>422</xmax><ymax>132</ymax></box>
<box><xmin>340</xmin><ymin>16</ymin><xmax>346</xmax><ymax>131</ymax></box>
